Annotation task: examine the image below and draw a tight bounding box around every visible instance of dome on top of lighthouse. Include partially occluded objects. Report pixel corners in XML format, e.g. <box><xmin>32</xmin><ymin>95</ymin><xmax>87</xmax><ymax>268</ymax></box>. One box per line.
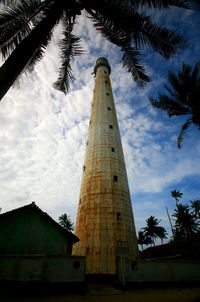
<box><xmin>94</xmin><ymin>57</ymin><xmax>111</xmax><ymax>75</ymax></box>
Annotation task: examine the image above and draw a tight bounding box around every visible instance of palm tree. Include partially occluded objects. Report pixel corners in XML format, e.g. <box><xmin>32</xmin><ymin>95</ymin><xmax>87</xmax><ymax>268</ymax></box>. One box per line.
<box><xmin>149</xmin><ymin>62</ymin><xmax>200</xmax><ymax>148</ymax></box>
<box><xmin>157</xmin><ymin>226</ymin><xmax>168</xmax><ymax>244</ymax></box>
<box><xmin>58</xmin><ymin>213</ymin><xmax>74</xmax><ymax>232</ymax></box>
<box><xmin>171</xmin><ymin>189</ymin><xmax>183</xmax><ymax>207</ymax></box>
<box><xmin>137</xmin><ymin>230</ymin><xmax>152</xmax><ymax>251</ymax></box>
<box><xmin>142</xmin><ymin>216</ymin><xmax>168</xmax><ymax>246</ymax></box>
<box><xmin>0</xmin><ymin>0</ymin><xmax>191</xmax><ymax>101</ymax></box>
<box><xmin>190</xmin><ymin>200</ymin><xmax>200</xmax><ymax>220</ymax></box>
<box><xmin>173</xmin><ymin>204</ymin><xmax>199</xmax><ymax>238</ymax></box>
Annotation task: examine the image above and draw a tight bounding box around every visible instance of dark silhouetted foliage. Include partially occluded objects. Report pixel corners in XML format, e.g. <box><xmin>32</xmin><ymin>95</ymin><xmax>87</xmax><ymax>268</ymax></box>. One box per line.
<box><xmin>0</xmin><ymin>0</ymin><xmax>192</xmax><ymax>100</ymax></box>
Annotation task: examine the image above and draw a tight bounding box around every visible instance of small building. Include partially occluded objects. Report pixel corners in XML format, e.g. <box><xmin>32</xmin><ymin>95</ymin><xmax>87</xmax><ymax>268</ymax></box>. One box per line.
<box><xmin>0</xmin><ymin>202</ymin><xmax>85</xmax><ymax>283</ymax></box>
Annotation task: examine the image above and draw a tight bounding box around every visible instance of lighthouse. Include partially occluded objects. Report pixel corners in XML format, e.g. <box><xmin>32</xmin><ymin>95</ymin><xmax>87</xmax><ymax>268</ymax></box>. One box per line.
<box><xmin>73</xmin><ymin>58</ymin><xmax>138</xmax><ymax>275</ymax></box>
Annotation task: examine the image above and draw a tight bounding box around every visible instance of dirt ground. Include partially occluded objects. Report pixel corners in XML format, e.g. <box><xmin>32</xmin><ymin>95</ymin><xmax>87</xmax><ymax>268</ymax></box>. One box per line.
<box><xmin>1</xmin><ymin>284</ymin><xmax>200</xmax><ymax>302</ymax></box>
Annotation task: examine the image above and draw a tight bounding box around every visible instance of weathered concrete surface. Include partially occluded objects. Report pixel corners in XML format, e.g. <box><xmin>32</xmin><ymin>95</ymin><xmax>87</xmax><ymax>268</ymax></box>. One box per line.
<box><xmin>0</xmin><ymin>255</ymin><xmax>85</xmax><ymax>282</ymax></box>
<box><xmin>119</xmin><ymin>259</ymin><xmax>200</xmax><ymax>283</ymax></box>
<box><xmin>73</xmin><ymin>58</ymin><xmax>138</xmax><ymax>274</ymax></box>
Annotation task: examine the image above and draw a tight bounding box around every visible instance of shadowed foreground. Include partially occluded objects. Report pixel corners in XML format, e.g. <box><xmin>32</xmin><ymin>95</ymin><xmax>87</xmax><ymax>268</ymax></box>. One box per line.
<box><xmin>1</xmin><ymin>283</ymin><xmax>200</xmax><ymax>302</ymax></box>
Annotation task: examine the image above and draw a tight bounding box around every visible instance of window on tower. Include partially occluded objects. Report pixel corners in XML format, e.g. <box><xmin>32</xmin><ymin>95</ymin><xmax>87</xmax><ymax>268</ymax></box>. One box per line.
<box><xmin>111</xmin><ymin>147</ymin><xmax>115</xmax><ymax>152</ymax></box>
<box><xmin>106</xmin><ymin>92</ymin><xmax>109</xmax><ymax>96</ymax></box>
<box><xmin>105</xmin><ymin>80</ymin><xmax>108</xmax><ymax>84</ymax></box>
<box><xmin>108</xmin><ymin>107</ymin><xmax>111</xmax><ymax>110</ymax></box>
<box><xmin>117</xmin><ymin>212</ymin><xmax>121</xmax><ymax>220</ymax></box>
<box><xmin>114</xmin><ymin>175</ymin><xmax>118</xmax><ymax>182</ymax></box>
<box><xmin>109</xmin><ymin>125</ymin><xmax>113</xmax><ymax>129</ymax></box>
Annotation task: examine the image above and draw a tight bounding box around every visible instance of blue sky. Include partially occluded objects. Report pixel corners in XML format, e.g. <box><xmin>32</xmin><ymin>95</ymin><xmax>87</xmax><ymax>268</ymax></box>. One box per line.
<box><xmin>0</xmin><ymin>4</ymin><xmax>200</xmax><ymax>243</ymax></box>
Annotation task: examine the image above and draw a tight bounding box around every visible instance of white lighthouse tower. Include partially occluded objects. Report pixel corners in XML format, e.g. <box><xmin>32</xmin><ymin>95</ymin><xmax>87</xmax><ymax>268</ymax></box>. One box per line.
<box><xmin>73</xmin><ymin>58</ymin><xmax>138</xmax><ymax>275</ymax></box>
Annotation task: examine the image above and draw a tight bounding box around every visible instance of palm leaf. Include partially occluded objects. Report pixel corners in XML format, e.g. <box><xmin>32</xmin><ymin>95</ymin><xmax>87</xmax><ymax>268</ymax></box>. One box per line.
<box><xmin>0</xmin><ymin>0</ymin><xmax>48</xmax><ymax>60</ymax></box>
<box><xmin>0</xmin><ymin>0</ymin><xmax>43</xmax><ymax>28</ymax></box>
<box><xmin>0</xmin><ymin>0</ymin><xmax>20</xmax><ymax>4</ymax></box>
<box><xmin>87</xmin><ymin>9</ymin><xmax>150</xmax><ymax>87</ymax></box>
<box><xmin>191</xmin><ymin>61</ymin><xmax>200</xmax><ymax>86</ymax></box>
<box><xmin>136</xmin><ymin>21</ymin><xmax>185</xmax><ymax>59</ymax></box>
<box><xmin>0</xmin><ymin>1</ymin><xmax>62</xmax><ymax>100</ymax></box>
<box><xmin>110</xmin><ymin>0</ymin><xmax>191</xmax><ymax>9</ymax></box>
<box><xmin>177</xmin><ymin>118</ymin><xmax>192</xmax><ymax>149</ymax></box>
<box><xmin>168</xmin><ymin>70</ymin><xmax>187</xmax><ymax>96</ymax></box>
<box><xmin>122</xmin><ymin>46</ymin><xmax>150</xmax><ymax>88</ymax></box>
<box><xmin>18</xmin><ymin>3</ymin><xmax>61</xmax><ymax>75</ymax></box>
<box><xmin>149</xmin><ymin>94</ymin><xmax>191</xmax><ymax>116</ymax></box>
<box><xmin>127</xmin><ymin>0</ymin><xmax>191</xmax><ymax>9</ymax></box>
<box><xmin>91</xmin><ymin>3</ymin><xmax>185</xmax><ymax>59</ymax></box>
<box><xmin>164</xmin><ymin>84</ymin><xmax>177</xmax><ymax>97</ymax></box>
<box><xmin>53</xmin><ymin>16</ymin><xmax>83</xmax><ymax>94</ymax></box>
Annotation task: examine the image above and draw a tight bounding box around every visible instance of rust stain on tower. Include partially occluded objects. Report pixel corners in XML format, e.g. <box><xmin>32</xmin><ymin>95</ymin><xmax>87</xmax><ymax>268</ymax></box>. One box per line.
<box><xmin>73</xmin><ymin>58</ymin><xmax>138</xmax><ymax>274</ymax></box>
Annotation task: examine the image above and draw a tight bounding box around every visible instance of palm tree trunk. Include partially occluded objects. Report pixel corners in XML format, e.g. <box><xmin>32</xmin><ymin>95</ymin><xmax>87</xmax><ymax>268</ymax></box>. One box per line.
<box><xmin>166</xmin><ymin>206</ymin><xmax>175</xmax><ymax>239</ymax></box>
<box><xmin>0</xmin><ymin>4</ymin><xmax>62</xmax><ymax>101</ymax></box>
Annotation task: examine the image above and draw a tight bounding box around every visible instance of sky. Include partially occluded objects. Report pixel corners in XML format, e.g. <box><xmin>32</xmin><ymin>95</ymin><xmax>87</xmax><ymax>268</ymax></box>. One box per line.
<box><xmin>0</xmin><ymin>4</ymin><xmax>200</xmax><ymax>244</ymax></box>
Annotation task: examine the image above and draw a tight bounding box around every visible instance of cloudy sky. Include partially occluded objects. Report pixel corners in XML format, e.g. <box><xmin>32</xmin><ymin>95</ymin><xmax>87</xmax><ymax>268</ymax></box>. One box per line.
<box><xmin>0</xmin><ymin>4</ymin><xmax>200</xmax><ymax>243</ymax></box>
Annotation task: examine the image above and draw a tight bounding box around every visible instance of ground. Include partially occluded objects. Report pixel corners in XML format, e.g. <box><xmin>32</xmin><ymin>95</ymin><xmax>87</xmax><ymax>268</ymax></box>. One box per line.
<box><xmin>1</xmin><ymin>283</ymin><xmax>200</xmax><ymax>302</ymax></box>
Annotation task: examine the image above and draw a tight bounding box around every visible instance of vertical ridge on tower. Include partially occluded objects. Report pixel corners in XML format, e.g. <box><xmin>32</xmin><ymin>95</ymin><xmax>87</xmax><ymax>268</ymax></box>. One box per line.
<box><xmin>73</xmin><ymin>58</ymin><xmax>138</xmax><ymax>275</ymax></box>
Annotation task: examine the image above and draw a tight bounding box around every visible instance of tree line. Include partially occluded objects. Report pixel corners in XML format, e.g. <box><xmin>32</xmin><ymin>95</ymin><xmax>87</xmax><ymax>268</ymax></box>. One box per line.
<box><xmin>137</xmin><ymin>190</ymin><xmax>200</xmax><ymax>251</ymax></box>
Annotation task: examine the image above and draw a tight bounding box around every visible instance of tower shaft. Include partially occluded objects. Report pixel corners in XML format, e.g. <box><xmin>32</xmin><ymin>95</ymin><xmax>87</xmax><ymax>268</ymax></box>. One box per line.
<box><xmin>73</xmin><ymin>58</ymin><xmax>138</xmax><ymax>274</ymax></box>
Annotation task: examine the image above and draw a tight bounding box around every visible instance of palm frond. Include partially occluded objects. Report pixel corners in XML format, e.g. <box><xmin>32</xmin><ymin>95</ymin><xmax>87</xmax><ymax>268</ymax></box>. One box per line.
<box><xmin>0</xmin><ymin>0</ymin><xmax>47</xmax><ymax>60</ymax></box>
<box><xmin>96</xmin><ymin>0</ymin><xmax>191</xmax><ymax>10</ymax></box>
<box><xmin>0</xmin><ymin>0</ymin><xmax>42</xmax><ymax>28</ymax></box>
<box><xmin>136</xmin><ymin>21</ymin><xmax>186</xmax><ymax>59</ymax></box>
<box><xmin>177</xmin><ymin>118</ymin><xmax>192</xmax><ymax>149</ymax></box>
<box><xmin>87</xmin><ymin>9</ymin><xmax>150</xmax><ymax>87</ymax></box>
<box><xmin>164</xmin><ymin>84</ymin><xmax>177</xmax><ymax>97</ymax></box>
<box><xmin>53</xmin><ymin>16</ymin><xmax>83</xmax><ymax>94</ymax></box>
<box><xmin>127</xmin><ymin>0</ymin><xmax>191</xmax><ymax>9</ymax></box>
<box><xmin>87</xmin><ymin>9</ymin><xmax>129</xmax><ymax>46</ymax></box>
<box><xmin>22</xmin><ymin>4</ymin><xmax>61</xmax><ymax>75</ymax></box>
<box><xmin>191</xmin><ymin>61</ymin><xmax>200</xmax><ymax>85</ymax></box>
<box><xmin>168</xmin><ymin>70</ymin><xmax>184</xmax><ymax>93</ymax></box>
<box><xmin>149</xmin><ymin>94</ymin><xmax>191</xmax><ymax>116</ymax></box>
<box><xmin>0</xmin><ymin>0</ymin><xmax>20</xmax><ymax>4</ymax></box>
<box><xmin>24</xmin><ymin>31</ymin><xmax>53</xmax><ymax>74</ymax></box>
<box><xmin>0</xmin><ymin>21</ymin><xmax>32</xmax><ymax>60</ymax></box>
<box><xmin>90</xmin><ymin>3</ymin><xmax>185</xmax><ymax>60</ymax></box>
<box><xmin>122</xmin><ymin>47</ymin><xmax>150</xmax><ymax>88</ymax></box>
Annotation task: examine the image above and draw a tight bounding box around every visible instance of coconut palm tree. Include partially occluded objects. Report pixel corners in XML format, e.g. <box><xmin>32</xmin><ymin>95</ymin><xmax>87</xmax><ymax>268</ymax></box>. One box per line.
<box><xmin>137</xmin><ymin>230</ymin><xmax>152</xmax><ymax>251</ymax></box>
<box><xmin>173</xmin><ymin>204</ymin><xmax>199</xmax><ymax>238</ymax></box>
<box><xmin>58</xmin><ymin>213</ymin><xmax>74</xmax><ymax>232</ymax></box>
<box><xmin>171</xmin><ymin>189</ymin><xmax>183</xmax><ymax>207</ymax></box>
<box><xmin>156</xmin><ymin>226</ymin><xmax>168</xmax><ymax>244</ymax></box>
<box><xmin>149</xmin><ymin>62</ymin><xmax>200</xmax><ymax>148</ymax></box>
<box><xmin>142</xmin><ymin>216</ymin><xmax>167</xmax><ymax>246</ymax></box>
<box><xmin>190</xmin><ymin>200</ymin><xmax>200</xmax><ymax>220</ymax></box>
<box><xmin>0</xmin><ymin>0</ymin><xmax>191</xmax><ymax>101</ymax></box>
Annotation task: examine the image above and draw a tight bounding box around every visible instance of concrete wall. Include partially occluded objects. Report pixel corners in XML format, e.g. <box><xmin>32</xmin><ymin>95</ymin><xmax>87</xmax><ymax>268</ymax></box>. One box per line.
<box><xmin>119</xmin><ymin>259</ymin><xmax>200</xmax><ymax>283</ymax></box>
<box><xmin>0</xmin><ymin>255</ymin><xmax>85</xmax><ymax>283</ymax></box>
